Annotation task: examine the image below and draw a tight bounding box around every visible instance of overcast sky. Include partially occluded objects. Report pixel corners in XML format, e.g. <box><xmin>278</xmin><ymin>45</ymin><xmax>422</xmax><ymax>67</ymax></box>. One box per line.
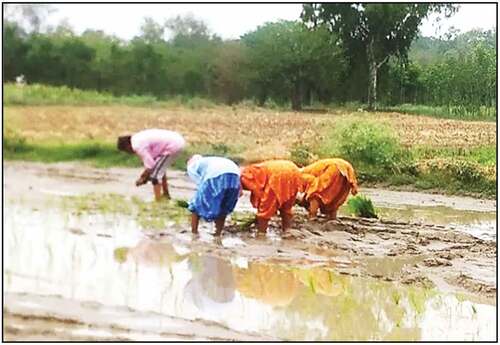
<box><xmin>12</xmin><ymin>3</ymin><xmax>499</xmax><ymax>40</ymax></box>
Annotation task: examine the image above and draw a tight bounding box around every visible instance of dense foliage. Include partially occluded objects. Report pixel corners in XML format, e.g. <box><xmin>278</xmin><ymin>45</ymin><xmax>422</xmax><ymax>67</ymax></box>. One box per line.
<box><xmin>3</xmin><ymin>5</ymin><xmax>496</xmax><ymax>115</ymax></box>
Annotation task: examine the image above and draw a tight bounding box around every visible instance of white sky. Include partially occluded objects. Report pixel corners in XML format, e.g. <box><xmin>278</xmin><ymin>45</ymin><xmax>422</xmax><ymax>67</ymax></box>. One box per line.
<box><xmin>10</xmin><ymin>3</ymin><xmax>499</xmax><ymax>40</ymax></box>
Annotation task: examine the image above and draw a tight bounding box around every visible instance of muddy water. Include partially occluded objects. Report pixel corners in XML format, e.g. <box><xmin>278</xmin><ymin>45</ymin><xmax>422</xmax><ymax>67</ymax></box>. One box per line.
<box><xmin>341</xmin><ymin>204</ymin><xmax>497</xmax><ymax>241</ymax></box>
<box><xmin>4</xmin><ymin>202</ymin><xmax>496</xmax><ymax>341</ymax></box>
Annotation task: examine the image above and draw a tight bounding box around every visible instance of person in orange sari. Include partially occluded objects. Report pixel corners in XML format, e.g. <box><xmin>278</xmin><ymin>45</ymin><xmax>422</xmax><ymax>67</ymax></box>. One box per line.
<box><xmin>240</xmin><ymin>160</ymin><xmax>304</xmax><ymax>233</ymax></box>
<box><xmin>299</xmin><ymin>158</ymin><xmax>358</xmax><ymax>220</ymax></box>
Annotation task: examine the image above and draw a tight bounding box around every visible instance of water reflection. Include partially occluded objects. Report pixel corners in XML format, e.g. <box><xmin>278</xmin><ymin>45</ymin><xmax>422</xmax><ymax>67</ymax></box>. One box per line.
<box><xmin>185</xmin><ymin>256</ymin><xmax>236</xmax><ymax>310</ymax></box>
<box><xmin>3</xmin><ymin>203</ymin><xmax>496</xmax><ymax>341</ymax></box>
<box><xmin>234</xmin><ymin>263</ymin><xmax>299</xmax><ymax>307</ymax></box>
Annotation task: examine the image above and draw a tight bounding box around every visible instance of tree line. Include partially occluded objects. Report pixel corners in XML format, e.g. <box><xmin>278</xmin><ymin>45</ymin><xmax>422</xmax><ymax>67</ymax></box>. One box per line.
<box><xmin>3</xmin><ymin>4</ymin><xmax>496</xmax><ymax>113</ymax></box>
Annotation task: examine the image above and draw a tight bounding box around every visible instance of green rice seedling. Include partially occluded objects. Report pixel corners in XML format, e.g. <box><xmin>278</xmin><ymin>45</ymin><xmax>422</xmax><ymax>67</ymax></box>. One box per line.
<box><xmin>346</xmin><ymin>195</ymin><xmax>378</xmax><ymax>219</ymax></box>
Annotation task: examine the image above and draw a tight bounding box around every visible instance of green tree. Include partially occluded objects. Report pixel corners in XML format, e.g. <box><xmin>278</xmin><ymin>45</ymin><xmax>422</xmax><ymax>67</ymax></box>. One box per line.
<box><xmin>3</xmin><ymin>22</ymin><xmax>28</xmax><ymax>81</ymax></box>
<box><xmin>209</xmin><ymin>41</ymin><xmax>251</xmax><ymax>104</ymax></box>
<box><xmin>243</xmin><ymin>20</ymin><xmax>345</xmax><ymax>110</ymax></box>
<box><xmin>139</xmin><ymin>17</ymin><xmax>165</xmax><ymax>44</ymax></box>
<box><xmin>302</xmin><ymin>3</ymin><xmax>457</xmax><ymax>110</ymax></box>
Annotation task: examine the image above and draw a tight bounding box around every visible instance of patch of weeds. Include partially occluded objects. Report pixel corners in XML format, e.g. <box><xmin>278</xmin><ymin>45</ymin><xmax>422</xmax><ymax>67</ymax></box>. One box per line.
<box><xmin>3</xmin><ymin>127</ymin><xmax>31</xmax><ymax>154</ymax></box>
<box><xmin>346</xmin><ymin>195</ymin><xmax>378</xmax><ymax>219</ymax></box>
<box><xmin>64</xmin><ymin>193</ymin><xmax>132</xmax><ymax>215</ymax></box>
<box><xmin>131</xmin><ymin>197</ymin><xmax>190</xmax><ymax>229</ymax></box>
<box><xmin>417</xmin><ymin>159</ymin><xmax>496</xmax><ymax>198</ymax></box>
<box><xmin>414</xmin><ymin>146</ymin><xmax>497</xmax><ymax>167</ymax></box>
<box><xmin>318</xmin><ymin>119</ymin><xmax>411</xmax><ymax>172</ymax></box>
<box><xmin>63</xmin><ymin>194</ymin><xmax>189</xmax><ymax>230</ymax></box>
<box><xmin>290</xmin><ymin>143</ymin><xmax>316</xmax><ymax>167</ymax></box>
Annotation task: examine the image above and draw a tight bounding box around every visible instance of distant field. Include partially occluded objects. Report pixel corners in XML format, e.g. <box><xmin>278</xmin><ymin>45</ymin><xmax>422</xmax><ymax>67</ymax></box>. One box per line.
<box><xmin>4</xmin><ymin>105</ymin><xmax>496</xmax><ymax>156</ymax></box>
<box><xmin>4</xmin><ymin>100</ymin><xmax>496</xmax><ymax>198</ymax></box>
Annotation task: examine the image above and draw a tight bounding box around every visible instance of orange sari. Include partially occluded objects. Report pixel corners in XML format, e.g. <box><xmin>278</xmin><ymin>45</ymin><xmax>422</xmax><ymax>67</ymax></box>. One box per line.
<box><xmin>241</xmin><ymin>160</ymin><xmax>304</xmax><ymax>219</ymax></box>
<box><xmin>301</xmin><ymin>158</ymin><xmax>358</xmax><ymax>215</ymax></box>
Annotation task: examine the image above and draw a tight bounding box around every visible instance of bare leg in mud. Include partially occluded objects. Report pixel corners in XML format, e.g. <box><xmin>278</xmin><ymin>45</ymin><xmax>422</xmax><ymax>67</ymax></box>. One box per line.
<box><xmin>162</xmin><ymin>175</ymin><xmax>171</xmax><ymax>199</ymax></box>
<box><xmin>153</xmin><ymin>183</ymin><xmax>163</xmax><ymax>201</ymax></box>
<box><xmin>256</xmin><ymin>218</ymin><xmax>269</xmax><ymax>234</ymax></box>
<box><xmin>214</xmin><ymin>215</ymin><xmax>226</xmax><ymax>236</ymax></box>
<box><xmin>308</xmin><ymin>197</ymin><xmax>320</xmax><ymax>219</ymax></box>
<box><xmin>191</xmin><ymin>213</ymin><xmax>200</xmax><ymax>234</ymax></box>
<box><xmin>281</xmin><ymin>213</ymin><xmax>292</xmax><ymax>231</ymax></box>
<box><xmin>327</xmin><ymin>209</ymin><xmax>338</xmax><ymax>220</ymax></box>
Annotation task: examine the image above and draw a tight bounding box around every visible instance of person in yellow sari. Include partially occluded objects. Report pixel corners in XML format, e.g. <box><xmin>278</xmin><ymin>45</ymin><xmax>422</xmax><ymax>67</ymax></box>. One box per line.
<box><xmin>240</xmin><ymin>160</ymin><xmax>304</xmax><ymax>233</ymax></box>
<box><xmin>299</xmin><ymin>158</ymin><xmax>358</xmax><ymax>219</ymax></box>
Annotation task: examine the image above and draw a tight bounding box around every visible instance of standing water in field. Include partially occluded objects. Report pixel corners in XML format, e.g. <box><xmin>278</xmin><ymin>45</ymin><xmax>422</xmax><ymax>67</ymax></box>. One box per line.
<box><xmin>3</xmin><ymin>201</ymin><xmax>496</xmax><ymax>341</ymax></box>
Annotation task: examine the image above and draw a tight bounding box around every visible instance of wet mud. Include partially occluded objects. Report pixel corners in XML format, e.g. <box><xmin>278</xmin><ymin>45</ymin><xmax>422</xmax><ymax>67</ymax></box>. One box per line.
<box><xmin>3</xmin><ymin>161</ymin><xmax>497</xmax><ymax>341</ymax></box>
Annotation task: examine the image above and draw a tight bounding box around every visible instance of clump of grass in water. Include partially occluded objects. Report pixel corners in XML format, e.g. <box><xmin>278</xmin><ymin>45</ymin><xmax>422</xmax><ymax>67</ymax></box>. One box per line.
<box><xmin>131</xmin><ymin>196</ymin><xmax>190</xmax><ymax>229</ymax></box>
<box><xmin>231</xmin><ymin>211</ymin><xmax>256</xmax><ymax>230</ymax></box>
<box><xmin>175</xmin><ymin>199</ymin><xmax>189</xmax><ymax>208</ymax></box>
<box><xmin>347</xmin><ymin>195</ymin><xmax>378</xmax><ymax>219</ymax></box>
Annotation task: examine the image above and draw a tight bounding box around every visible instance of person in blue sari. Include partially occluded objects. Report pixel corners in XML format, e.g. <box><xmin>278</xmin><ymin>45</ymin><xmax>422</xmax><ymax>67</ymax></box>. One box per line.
<box><xmin>187</xmin><ymin>155</ymin><xmax>241</xmax><ymax>236</ymax></box>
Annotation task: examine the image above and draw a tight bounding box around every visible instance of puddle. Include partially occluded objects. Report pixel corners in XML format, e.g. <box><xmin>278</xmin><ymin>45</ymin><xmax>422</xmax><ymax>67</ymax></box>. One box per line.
<box><xmin>340</xmin><ymin>204</ymin><xmax>497</xmax><ymax>241</ymax></box>
<box><xmin>3</xmin><ymin>202</ymin><xmax>496</xmax><ymax>341</ymax></box>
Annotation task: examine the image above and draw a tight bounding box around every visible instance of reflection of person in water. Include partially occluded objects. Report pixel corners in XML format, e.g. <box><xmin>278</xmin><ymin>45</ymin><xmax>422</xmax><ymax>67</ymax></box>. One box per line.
<box><xmin>114</xmin><ymin>239</ymin><xmax>187</xmax><ymax>267</ymax></box>
<box><xmin>184</xmin><ymin>255</ymin><xmax>236</xmax><ymax>312</ymax></box>
<box><xmin>233</xmin><ymin>262</ymin><xmax>299</xmax><ymax>307</ymax></box>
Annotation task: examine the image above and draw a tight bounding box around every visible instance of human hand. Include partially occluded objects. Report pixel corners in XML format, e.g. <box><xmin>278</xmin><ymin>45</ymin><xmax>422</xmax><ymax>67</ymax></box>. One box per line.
<box><xmin>135</xmin><ymin>177</ymin><xmax>147</xmax><ymax>186</ymax></box>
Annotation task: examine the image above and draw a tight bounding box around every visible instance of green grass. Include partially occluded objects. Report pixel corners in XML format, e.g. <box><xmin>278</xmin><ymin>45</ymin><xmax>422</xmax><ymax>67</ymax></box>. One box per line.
<box><xmin>413</xmin><ymin>146</ymin><xmax>496</xmax><ymax>166</ymax></box>
<box><xmin>62</xmin><ymin>193</ymin><xmax>190</xmax><ymax>229</ymax></box>
<box><xmin>4</xmin><ymin>136</ymin><xmax>142</xmax><ymax>168</ymax></box>
<box><xmin>4</xmin><ymin>131</ymin><xmax>244</xmax><ymax>170</ymax></box>
<box><xmin>317</xmin><ymin>119</ymin><xmax>413</xmax><ymax>173</ymax></box>
<box><xmin>347</xmin><ymin>195</ymin><xmax>378</xmax><ymax>219</ymax></box>
<box><xmin>382</xmin><ymin>104</ymin><xmax>496</xmax><ymax>122</ymax></box>
<box><xmin>314</xmin><ymin>121</ymin><xmax>496</xmax><ymax>199</ymax></box>
<box><xmin>4</xmin><ymin>83</ymin><xmax>217</xmax><ymax>108</ymax></box>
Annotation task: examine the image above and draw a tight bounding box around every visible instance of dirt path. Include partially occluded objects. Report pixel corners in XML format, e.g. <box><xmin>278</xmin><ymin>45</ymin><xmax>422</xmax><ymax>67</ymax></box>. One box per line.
<box><xmin>3</xmin><ymin>161</ymin><xmax>497</xmax><ymax>340</ymax></box>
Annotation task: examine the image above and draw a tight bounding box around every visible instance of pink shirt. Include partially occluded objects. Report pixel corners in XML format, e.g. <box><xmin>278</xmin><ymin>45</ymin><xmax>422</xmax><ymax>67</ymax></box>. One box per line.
<box><xmin>131</xmin><ymin>129</ymin><xmax>186</xmax><ymax>169</ymax></box>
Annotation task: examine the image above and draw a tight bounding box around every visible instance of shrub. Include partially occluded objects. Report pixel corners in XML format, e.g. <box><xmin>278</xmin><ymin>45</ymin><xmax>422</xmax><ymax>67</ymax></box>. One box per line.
<box><xmin>290</xmin><ymin>143</ymin><xmax>316</xmax><ymax>167</ymax></box>
<box><xmin>346</xmin><ymin>195</ymin><xmax>378</xmax><ymax>218</ymax></box>
<box><xmin>319</xmin><ymin>119</ymin><xmax>411</xmax><ymax>173</ymax></box>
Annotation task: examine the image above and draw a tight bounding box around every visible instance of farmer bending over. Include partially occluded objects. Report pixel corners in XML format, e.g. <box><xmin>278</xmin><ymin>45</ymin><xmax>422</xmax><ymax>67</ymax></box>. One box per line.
<box><xmin>117</xmin><ymin>129</ymin><xmax>185</xmax><ymax>201</ymax></box>
<box><xmin>187</xmin><ymin>155</ymin><xmax>241</xmax><ymax>236</ymax></box>
<box><xmin>240</xmin><ymin>160</ymin><xmax>304</xmax><ymax>233</ymax></box>
<box><xmin>299</xmin><ymin>158</ymin><xmax>358</xmax><ymax>220</ymax></box>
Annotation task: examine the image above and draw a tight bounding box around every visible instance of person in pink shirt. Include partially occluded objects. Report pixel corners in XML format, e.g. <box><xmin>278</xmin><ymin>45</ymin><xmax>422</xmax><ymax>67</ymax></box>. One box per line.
<box><xmin>117</xmin><ymin>129</ymin><xmax>186</xmax><ymax>201</ymax></box>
